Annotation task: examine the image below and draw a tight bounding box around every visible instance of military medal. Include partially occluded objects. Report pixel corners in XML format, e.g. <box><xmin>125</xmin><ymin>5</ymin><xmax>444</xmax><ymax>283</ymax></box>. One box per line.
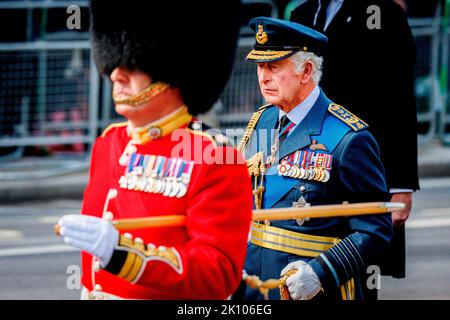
<box><xmin>322</xmin><ymin>153</ymin><xmax>332</xmax><ymax>183</ymax></box>
<box><xmin>278</xmin><ymin>163</ymin><xmax>289</xmax><ymax>176</ymax></box>
<box><xmin>132</xmin><ymin>157</ymin><xmax>144</xmax><ymax>191</ymax></box>
<box><xmin>177</xmin><ymin>161</ymin><xmax>194</xmax><ymax>198</ymax></box>
<box><xmin>278</xmin><ymin>149</ymin><xmax>333</xmax><ymax>183</ymax></box>
<box><xmin>119</xmin><ymin>173</ymin><xmax>128</xmax><ymax>189</ymax></box>
<box><xmin>163</xmin><ymin>159</ymin><xmax>176</xmax><ymax>197</ymax></box>
<box><xmin>119</xmin><ymin>142</ymin><xmax>137</xmax><ymax>166</ymax></box>
<box><xmin>143</xmin><ymin>155</ymin><xmax>156</xmax><ymax>192</ymax></box>
<box><xmin>287</xmin><ymin>165</ymin><xmax>295</xmax><ymax>177</ymax></box>
<box><xmin>125</xmin><ymin>153</ymin><xmax>137</xmax><ymax>189</ymax></box>
<box><xmin>118</xmin><ymin>150</ymin><xmax>192</xmax><ymax>198</ymax></box>
<box><xmin>154</xmin><ymin>157</ymin><xmax>166</xmax><ymax>193</ymax></box>
<box><xmin>156</xmin><ymin>158</ymin><xmax>166</xmax><ymax>194</ymax></box>
<box><xmin>149</xmin><ymin>157</ymin><xmax>163</xmax><ymax>193</ymax></box>
<box><xmin>298</xmin><ymin>151</ymin><xmax>307</xmax><ymax>179</ymax></box>
<box><xmin>293</xmin><ymin>166</ymin><xmax>302</xmax><ymax>178</ymax></box>
<box><xmin>177</xmin><ymin>184</ymin><xmax>187</xmax><ymax>198</ymax></box>
<box><xmin>127</xmin><ymin>173</ymin><xmax>138</xmax><ymax>190</ymax></box>
<box><xmin>168</xmin><ymin>180</ymin><xmax>180</xmax><ymax>197</ymax></box>
<box><xmin>317</xmin><ymin>168</ymin><xmax>325</xmax><ymax>182</ymax></box>
<box><xmin>322</xmin><ymin>169</ymin><xmax>330</xmax><ymax>183</ymax></box>
<box><xmin>169</xmin><ymin>159</ymin><xmax>183</xmax><ymax>197</ymax></box>
<box><xmin>314</xmin><ymin>154</ymin><xmax>324</xmax><ymax>182</ymax></box>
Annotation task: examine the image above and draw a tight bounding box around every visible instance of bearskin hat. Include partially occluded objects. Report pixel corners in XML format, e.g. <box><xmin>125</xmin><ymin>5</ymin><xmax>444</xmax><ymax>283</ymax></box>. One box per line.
<box><xmin>90</xmin><ymin>0</ymin><xmax>241</xmax><ymax>115</ymax></box>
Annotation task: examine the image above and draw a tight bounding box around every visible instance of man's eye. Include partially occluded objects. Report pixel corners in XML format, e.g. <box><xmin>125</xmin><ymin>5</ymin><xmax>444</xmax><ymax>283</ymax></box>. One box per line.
<box><xmin>271</xmin><ymin>63</ymin><xmax>280</xmax><ymax>69</ymax></box>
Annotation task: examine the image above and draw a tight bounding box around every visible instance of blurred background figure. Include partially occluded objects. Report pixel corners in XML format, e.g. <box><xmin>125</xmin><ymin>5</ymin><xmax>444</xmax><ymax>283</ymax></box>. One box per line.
<box><xmin>288</xmin><ymin>0</ymin><xmax>420</xmax><ymax>293</ymax></box>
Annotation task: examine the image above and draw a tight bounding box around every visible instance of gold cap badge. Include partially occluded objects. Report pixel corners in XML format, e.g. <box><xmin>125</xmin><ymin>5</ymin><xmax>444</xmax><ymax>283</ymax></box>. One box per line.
<box><xmin>256</xmin><ymin>24</ymin><xmax>268</xmax><ymax>45</ymax></box>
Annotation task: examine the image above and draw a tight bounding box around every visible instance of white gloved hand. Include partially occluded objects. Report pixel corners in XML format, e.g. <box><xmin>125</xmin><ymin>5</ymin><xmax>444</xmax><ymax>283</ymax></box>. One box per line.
<box><xmin>59</xmin><ymin>214</ymin><xmax>119</xmax><ymax>268</ymax></box>
<box><xmin>280</xmin><ymin>260</ymin><xmax>322</xmax><ymax>300</ymax></box>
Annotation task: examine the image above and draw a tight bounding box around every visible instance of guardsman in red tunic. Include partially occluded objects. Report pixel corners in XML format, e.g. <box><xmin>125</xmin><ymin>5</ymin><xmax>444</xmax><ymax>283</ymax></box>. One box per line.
<box><xmin>57</xmin><ymin>0</ymin><xmax>252</xmax><ymax>299</ymax></box>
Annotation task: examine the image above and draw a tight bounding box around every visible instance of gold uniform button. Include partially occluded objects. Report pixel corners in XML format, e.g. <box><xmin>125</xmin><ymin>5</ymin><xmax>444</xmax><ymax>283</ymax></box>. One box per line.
<box><xmin>264</xmin><ymin>219</ymin><xmax>271</xmax><ymax>226</ymax></box>
<box><xmin>300</xmin><ymin>186</ymin><xmax>306</xmax><ymax>192</ymax></box>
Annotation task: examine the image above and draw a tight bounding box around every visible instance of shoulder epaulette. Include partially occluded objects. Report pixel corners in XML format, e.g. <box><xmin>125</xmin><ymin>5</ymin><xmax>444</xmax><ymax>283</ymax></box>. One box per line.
<box><xmin>258</xmin><ymin>103</ymin><xmax>273</xmax><ymax>111</ymax></box>
<box><xmin>101</xmin><ymin>122</ymin><xmax>128</xmax><ymax>138</ymax></box>
<box><xmin>327</xmin><ymin>103</ymin><xmax>368</xmax><ymax>132</ymax></box>
<box><xmin>187</xmin><ymin>119</ymin><xmax>230</xmax><ymax>147</ymax></box>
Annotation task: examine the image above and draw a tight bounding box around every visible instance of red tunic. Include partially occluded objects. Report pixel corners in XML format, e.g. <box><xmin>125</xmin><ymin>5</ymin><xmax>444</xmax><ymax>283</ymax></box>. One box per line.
<box><xmin>80</xmin><ymin>119</ymin><xmax>252</xmax><ymax>299</ymax></box>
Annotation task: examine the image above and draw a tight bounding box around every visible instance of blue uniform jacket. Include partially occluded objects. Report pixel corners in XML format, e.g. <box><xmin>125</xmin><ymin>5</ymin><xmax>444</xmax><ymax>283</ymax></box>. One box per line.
<box><xmin>243</xmin><ymin>89</ymin><xmax>393</xmax><ymax>300</ymax></box>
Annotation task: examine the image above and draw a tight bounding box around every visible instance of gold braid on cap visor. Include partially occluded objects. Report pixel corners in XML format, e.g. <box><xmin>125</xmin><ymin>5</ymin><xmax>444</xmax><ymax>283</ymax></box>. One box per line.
<box><xmin>113</xmin><ymin>81</ymin><xmax>170</xmax><ymax>106</ymax></box>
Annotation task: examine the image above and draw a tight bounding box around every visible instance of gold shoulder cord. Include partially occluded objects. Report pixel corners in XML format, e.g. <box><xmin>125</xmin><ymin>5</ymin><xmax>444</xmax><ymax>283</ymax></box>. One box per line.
<box><xmin>237</xmin><ymin>106</ymin><xmax>270</xmax><ymax>152</ymax></box>
<box><xmin>238</xmin><ymin>105</ymin><xmax>270</xmax><ymax>209</ymax></box>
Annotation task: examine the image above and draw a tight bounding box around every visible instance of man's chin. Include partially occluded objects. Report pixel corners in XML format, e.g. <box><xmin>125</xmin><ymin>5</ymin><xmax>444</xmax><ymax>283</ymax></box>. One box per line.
<box><xmin>263</xmin><ymin>96</ymin><xmax>280</xmax><ymax>106</ymax></box>
<box><xmin>115</xmin><ymin>103</ymin><xmax>139</xmax><ymax>117</ymax></box>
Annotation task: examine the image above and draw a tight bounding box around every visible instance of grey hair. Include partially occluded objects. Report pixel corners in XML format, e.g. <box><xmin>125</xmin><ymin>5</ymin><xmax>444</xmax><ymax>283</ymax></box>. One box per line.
<box><xmin>288</xmin><ymin>51</ymin><xmax>323</xmax><ymax>84</ymax></box>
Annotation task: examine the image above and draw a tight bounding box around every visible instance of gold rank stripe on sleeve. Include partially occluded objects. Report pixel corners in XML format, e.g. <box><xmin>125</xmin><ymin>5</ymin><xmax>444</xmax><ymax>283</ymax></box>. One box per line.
<box><xmin>327</xmin><ymin>103</ymin><xmax>368</xmax><ymax>131</ymax></box>
<box><xmin>126</xmin><ymin>252</ymin><xmax>144</xmax><ymax>283</ymax></box>
<box><xmin>112</xmin><ymin>234</ymin><xmax>183</xmax><ymax>284</ymax></box>
<box><xmin>250</xmin><ymin>222</ymin><xmax>355</xmax><ymax>300</ymax></box>
<box><xmin>117</xmin><ymin>251</ymin><xmax>137</xmax><ymax>280</ymax></box>
<box><xmin>340</xmin><ymin>278</ymin><xmax>355</xmax><ymax>300</ymax></box>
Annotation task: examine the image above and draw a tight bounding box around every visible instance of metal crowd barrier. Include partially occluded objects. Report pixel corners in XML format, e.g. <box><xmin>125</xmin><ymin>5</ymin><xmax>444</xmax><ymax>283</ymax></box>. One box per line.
<box><xmin>409</xmin><ymin>17</ymin><xmax>442</xmax><ymax>144</ymax></box>
<box><xmin>0</xmin><ymin>2</ymin><xmax>448</xmax><ymax>160</ymax></box>
<box><xmin>440</xmin><ymin>21</ymin><xmax>450</xmax><ymax>144</ymax></box>
<box><xmin>0</xmin><ymin>41</ymin><xmax>98</xmax><ymax>151</ymax></box>
<box><xmin>0</xmin><ymin>0</ymin><xmax>96</xmax><ymax>162</ymax></box>
<box><xmin>216</xmin><ymin>37</ymin><xmax>263</xmax><ymax>130</ymax></box>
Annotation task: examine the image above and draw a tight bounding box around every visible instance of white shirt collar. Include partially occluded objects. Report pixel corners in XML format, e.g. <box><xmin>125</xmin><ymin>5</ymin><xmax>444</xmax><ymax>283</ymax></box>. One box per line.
<box><xmin>279</xmin><ymin>85</ymin><xmax>321</xmax><ymax>125</ymax></box>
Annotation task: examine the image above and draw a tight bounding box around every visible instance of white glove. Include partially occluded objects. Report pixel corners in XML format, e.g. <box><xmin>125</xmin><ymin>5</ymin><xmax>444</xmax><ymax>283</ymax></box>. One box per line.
<box><xmin>280</xmin><ymin>260</ymin><xmax>322</xmax><ymax>300</ymax></box>
<box><xmin>59</xmin><ymin>214</ymin><xmax>119</xmax><ymax>268</ymax></box>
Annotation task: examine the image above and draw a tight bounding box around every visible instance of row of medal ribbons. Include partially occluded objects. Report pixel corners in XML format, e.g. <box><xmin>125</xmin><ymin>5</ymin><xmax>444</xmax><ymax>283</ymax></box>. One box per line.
<box><xmin>278</xmin><ymin>150</ymin><xmax>332</xmax><ymax>183</ymax></box>
<box><xmin>118</xmin><ymin>152</ymin><xmax>194</xmax><ymax>198</ymax></box>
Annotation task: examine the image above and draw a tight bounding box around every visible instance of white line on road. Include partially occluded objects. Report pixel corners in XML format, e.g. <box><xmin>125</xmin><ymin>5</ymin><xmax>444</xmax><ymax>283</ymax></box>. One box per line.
<box><xmin>0</xmin><ymin>229</ymin><xmax>24</xmax><ymax>241</ymax></box>
<box><xmin>419</xmin><ymin>177</ymin><xmax>450</xmax><ymax>189</ymax></box>
<box><xmin>0</xmin><ymin>244</ymin><xmax>77</xmax><ymax>258</ymax></box>
<box><xmin>418</xmin><ymin>208</ymin><xmax>450</xmax><ymax>216</ymax></box>
<box><xmin>407</xmin><ymin>216</ymin><xmax>450</xmax><ymax>229</ymax></box>
<box><xmin>37</xmin><ymin>215</ymin><xmax>61</xmax><ymax>224</ymax></box>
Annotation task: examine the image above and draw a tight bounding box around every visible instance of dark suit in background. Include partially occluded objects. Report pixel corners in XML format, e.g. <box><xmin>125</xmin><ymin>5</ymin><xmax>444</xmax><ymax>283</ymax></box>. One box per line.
<box><xmin>290</xmin><ymin>0</ymin><xmax>420</xmax><ymax>279</ymax></box>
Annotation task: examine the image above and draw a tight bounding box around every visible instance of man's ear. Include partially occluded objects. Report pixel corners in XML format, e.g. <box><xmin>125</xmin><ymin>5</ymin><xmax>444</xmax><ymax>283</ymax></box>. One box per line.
<box><xmin>300</xmin><ymin>61</ymin><xmax>314</xmax><ymax>84</ymax></box>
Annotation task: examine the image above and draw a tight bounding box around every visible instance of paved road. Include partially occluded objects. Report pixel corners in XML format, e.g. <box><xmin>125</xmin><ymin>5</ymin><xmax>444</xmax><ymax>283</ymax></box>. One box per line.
<box><xmin>379</xmin><ymin>177</ymin><xmax>450</xmax><ymax>300</ymax></box>
<box><xmin>0</xmin><ymin>177</ymin><xmax>449</xmax><ymax>300</ymax></box>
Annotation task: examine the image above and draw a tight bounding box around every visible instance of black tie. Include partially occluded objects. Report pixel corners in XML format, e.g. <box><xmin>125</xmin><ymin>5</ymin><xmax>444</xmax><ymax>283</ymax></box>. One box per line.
<box><xmin>315</xmin><ymin>0</ymin><xmax>331</xmax><ymax>32</ymax></box>
<box><xmin>278</xmin><ymin>115</ymin><xmax>291</xmax><ymax>145</ymax></box>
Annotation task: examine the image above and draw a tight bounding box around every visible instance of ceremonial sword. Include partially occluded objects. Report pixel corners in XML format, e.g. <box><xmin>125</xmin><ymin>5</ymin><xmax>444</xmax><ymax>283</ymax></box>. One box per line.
<box><xmin>53</xmin><ymin>201</ymin><xmax>404</xmax><ymax>299</ymax></box>
<box><xmin>54</xmin><ymin>201</ymin><xmax>404</xmax><ymax>234</ymax></box>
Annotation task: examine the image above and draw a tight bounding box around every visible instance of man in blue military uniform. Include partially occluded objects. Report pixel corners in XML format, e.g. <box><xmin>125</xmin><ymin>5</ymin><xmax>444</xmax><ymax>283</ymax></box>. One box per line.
<box><xmin>239</xmin><ymin>17</ymin><xmax>393</xmax><ymax>300</ymax></box>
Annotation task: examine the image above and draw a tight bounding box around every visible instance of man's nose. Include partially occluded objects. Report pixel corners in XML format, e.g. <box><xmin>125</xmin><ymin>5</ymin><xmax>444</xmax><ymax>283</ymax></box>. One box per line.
<box><xmin>258</xmin><ymin>67</ymin><xmax>269</xmax><ymax>83</ymax></box>
<box><xmin>110</xmin><ymin>67</ymin><xmax>129</xmax><ymax>83</ymax></box>
<box><xmin>258</xmin><ymin>65</ymin><xmax>271</xmax><ymax>83</ymax></box>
